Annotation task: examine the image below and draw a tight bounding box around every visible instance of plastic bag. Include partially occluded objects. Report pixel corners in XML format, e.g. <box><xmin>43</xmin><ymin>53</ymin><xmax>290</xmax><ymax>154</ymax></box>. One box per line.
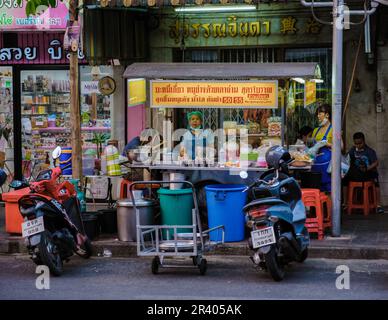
<box><xmin>327</xmin><ymin>154</ymin><xmax>350</xmax><ymax>177</ymax></box>
<box><xmin>307</xmin><ymin>140</ymin><xmax>328</xmax><ymax>158</ymax></box>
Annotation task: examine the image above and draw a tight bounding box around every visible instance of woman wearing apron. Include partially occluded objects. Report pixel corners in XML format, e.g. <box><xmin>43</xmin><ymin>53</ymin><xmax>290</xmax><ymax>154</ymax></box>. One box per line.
<box><xmin>311</xmin><ymin>104</ymin><xmax>333</xmax><ymax>192</ymax></box>
<box><xmin>180</xmin><ymin>111</ymin><xmax>214</xmax><ymax>161</ymax></box>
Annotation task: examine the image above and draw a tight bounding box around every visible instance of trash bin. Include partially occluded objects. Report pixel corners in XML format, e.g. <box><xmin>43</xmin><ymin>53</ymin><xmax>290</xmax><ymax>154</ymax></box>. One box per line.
<box><xmin>157</xmin><ymin>188</ymin><xmax>194</xmax><ymax>239</ymax></box>
<box><xmin>205</xmin><ymin>184</ymin><xmax>247</xmax><ymax>242</ymax></box>
<box><xmin>116</xmin><ymin>198</ymin><xmax>156</xmax><ymax>241</ymax></box>
<box><xmin>98</xmin><ymin>208</ymin><xmax>117</xmax><ymax>234</ymax></box>
<box><xmin>2</xmin><ymin>187</ymin><xmax>30</xmax><ymax>234</ymax></box>
<box><xmin>82</xmin><ymin>212</ymin><xmax>99</xmax><ymax>241</ymax></box>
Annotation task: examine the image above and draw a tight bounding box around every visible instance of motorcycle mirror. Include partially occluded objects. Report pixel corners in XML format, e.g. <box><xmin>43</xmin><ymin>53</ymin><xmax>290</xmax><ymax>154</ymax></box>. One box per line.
<box><xmin>52</xmin><ymin>146</ymin><xmax>62</xmax><ymax>160</ymax></box>
<box><xmin>9</xmin><ymin>180</ymin><xmax>23</xmax><ymax>189</ymax></box>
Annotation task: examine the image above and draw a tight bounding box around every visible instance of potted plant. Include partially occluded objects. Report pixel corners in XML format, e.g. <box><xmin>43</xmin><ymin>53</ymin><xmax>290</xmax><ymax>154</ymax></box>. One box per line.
<box><xmin>86</xmin><ymin>132</ymin><xmax>110</xmax><ymax>173</ymax></box>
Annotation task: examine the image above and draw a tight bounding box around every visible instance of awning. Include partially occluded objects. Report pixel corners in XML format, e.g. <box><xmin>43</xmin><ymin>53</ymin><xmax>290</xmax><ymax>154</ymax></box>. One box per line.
<box><xmin>123</xmin><ymin>63</ymin><xmax>322</xmax><ymax>80</ymax></box>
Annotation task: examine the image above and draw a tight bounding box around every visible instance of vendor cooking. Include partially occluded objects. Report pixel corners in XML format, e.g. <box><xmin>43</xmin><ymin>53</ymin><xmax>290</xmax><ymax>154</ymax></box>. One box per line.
<box><xmin>179</xmin><ymin>111</ymin><xmax>214</xmax><ymax>161</ymax></box>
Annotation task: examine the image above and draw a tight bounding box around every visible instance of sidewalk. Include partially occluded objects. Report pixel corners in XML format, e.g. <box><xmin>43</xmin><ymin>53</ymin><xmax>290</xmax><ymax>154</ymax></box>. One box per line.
<box><xmin>1</xmin><ymin>205</ymin><xmax>388</xmax><ymax>260</ymax></box>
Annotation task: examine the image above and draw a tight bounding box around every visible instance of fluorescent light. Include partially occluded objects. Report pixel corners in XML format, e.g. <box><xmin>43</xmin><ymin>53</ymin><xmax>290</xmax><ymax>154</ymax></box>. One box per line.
<box><xmin>292</xmin><ymin>77</ymin><xmax>305</xmax><ymax>84</ymax></box>
<box><xmin>174</xmin><ymin>5</ymin><xmax>257</xmax><ymax>13</ymax></box>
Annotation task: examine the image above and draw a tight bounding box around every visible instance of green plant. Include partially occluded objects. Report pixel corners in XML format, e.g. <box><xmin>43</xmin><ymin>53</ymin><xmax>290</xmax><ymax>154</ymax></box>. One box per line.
<box><xmin>87</xmin><ymin>132</ymin><xmax>109</xmax><ymax>159</ymax></box>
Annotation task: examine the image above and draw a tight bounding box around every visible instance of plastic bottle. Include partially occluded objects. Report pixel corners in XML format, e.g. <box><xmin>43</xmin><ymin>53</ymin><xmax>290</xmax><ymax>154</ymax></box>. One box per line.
<box><xmin>219</xmin><ymin>148</ymin><xmax>226</xmax><ymax>166</ymax></box>
<box><xmin>71</xmin><ymin>179</ymin><xmax>86</xmax><ymax>212</ymax></box>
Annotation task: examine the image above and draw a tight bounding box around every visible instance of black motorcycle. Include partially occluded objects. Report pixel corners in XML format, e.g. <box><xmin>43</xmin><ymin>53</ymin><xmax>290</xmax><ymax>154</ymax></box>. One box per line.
<box><xmin>18</xmin><ymin>165</ymin><xmax>92</xmax><ymax>276</ymax></box>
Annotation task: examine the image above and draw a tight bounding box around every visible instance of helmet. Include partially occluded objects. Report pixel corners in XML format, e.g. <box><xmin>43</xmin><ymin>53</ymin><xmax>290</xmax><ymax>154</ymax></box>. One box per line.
<box><xmin>265</xmin><ymin>145</ymin><xmax>292</xmax><ymax>170</ymax></box>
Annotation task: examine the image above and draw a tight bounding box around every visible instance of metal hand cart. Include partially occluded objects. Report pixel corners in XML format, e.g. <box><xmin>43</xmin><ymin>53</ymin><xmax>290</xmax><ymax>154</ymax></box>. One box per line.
<box><xmin>129</xmin><ymin>180</ymin><xmax>225</xmax><ymax>275</ymax></box>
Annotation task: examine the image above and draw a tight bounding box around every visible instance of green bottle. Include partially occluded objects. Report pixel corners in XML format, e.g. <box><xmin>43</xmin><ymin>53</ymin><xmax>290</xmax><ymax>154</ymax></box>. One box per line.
<box><xmin>70</xmin><ymin>179</ymin><xmax>86</xmax><ymax>212</ymax></box>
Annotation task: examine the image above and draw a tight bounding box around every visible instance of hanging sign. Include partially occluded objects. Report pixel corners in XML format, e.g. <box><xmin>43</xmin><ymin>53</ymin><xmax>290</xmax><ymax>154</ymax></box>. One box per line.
<box><xmin>150</xmin><ymin>80</ymin><xmax>278</xmax><ymax>109</ymax></box>
<box><xmin>304</xmin><ymin>80</ymin><xmax>316</xmax><ymax>107</ymax></box>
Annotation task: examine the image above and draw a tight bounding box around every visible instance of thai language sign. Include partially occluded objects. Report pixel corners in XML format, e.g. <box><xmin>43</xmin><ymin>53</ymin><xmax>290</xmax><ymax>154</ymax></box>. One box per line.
<box><xmin>0</xmin><ymin>0</ymin><xmax>69</xmax><ymax>30</ymax></box>
<box><xmin>150</xmin><ymin>80</ymin><xmax>278</xmax><ymax>109</ymax></box>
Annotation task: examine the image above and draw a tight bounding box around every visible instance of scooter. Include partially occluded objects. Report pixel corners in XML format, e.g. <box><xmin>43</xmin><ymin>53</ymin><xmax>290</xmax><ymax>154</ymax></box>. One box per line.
<box><xmin>16</xmin><ymin>147</ymin><xmax>92</xmax><ymax>276</ymax></box>
<box><xmin>244</xmin><ymin>145</ymin><xmax>310</xmax><ymax>281</ymax></box>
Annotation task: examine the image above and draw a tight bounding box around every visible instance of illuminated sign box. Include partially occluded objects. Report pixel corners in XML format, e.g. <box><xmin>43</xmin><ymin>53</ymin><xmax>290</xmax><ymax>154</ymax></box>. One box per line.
<box><xmin>150</xmin><ymin>80</ymin><xmax>278</xmax><ymax>109</ymax></box>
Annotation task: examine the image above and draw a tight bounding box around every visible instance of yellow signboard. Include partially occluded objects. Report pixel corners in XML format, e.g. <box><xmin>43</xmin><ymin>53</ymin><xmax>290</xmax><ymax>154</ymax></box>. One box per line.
<box><xmin>128</xmin><ymin>78</ymin><xmax>146</xmax><ymax>106</ymax></box>
<box><xmin>150</xmin><ymin>80</ymin><xmax>278</xmax><ymax>109</ymax></box>
<box><xmin>304</xmin><ymin>80</ymin><xmax>316</xmax><ymax>107</ymax></box>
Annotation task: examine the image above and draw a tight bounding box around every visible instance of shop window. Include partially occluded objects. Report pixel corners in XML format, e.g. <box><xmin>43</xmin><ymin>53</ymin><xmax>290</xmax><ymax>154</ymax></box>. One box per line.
<box><xmin>174</xmin><ymin>47</ymin><xmax>279</xmax><ymax>131</ymax></box>
<box><xmin>284</xmin><ymin>48</ymin><xmax>332</xmax><ymax>145</ymax></box>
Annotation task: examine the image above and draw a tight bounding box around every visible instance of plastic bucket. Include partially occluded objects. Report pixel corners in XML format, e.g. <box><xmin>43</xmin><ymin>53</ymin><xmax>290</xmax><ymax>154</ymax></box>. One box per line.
<box><xmin>205</xmin><ymin>184</ymin><xmax>247</xmax><ymax>242</ymax></box>
<box><xmin>157</xmin><ymin>188</ymin><xmax>194</xmax><ymax>239</ymax></box>
<box><xmin>59</xmin><ymin>147</ymin><xmax>72</xmax><ymax>175</ymax></box>
<box><xmin>82</xmin><ymin>213</ymin><xmax>99</xmax><ymax>240</ymax></box>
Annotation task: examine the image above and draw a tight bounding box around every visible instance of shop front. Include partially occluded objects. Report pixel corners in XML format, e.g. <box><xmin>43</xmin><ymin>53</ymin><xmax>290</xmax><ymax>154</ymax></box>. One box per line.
<box><xmin>147</xmin><ymin>6</ymin><xmax>335</xmax><ymax>147</ymax></box>
<box><xmin>123</xmin><ymin>62</ymin><xmax>321</xmax><ymax>187</ymax></box>
<box><xmin>0</xmin><ymin>31</ymin><xmax>117</xmax><ymax>181</ymax></box>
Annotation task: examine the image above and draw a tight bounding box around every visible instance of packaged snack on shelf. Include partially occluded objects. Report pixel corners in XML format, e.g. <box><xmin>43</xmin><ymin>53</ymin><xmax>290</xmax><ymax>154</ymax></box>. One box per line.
<box><xmin>47</xmin><ymin>114</ymin><xmax>56</xmax><ymax>127</ymax></box>
<box><xmin>248</xmin><ymin>121</ymin><xmax>260</xmax><ymax>134</ymax></box>
<box><xmin>32</xmin><ymin>116</ymin><xmax>48</xmax><ymax>129</ymax></box>
<box><xmin>267</xmin><ymin>116</ymin><xmax>282</xmax><ymax>137</ymax></box>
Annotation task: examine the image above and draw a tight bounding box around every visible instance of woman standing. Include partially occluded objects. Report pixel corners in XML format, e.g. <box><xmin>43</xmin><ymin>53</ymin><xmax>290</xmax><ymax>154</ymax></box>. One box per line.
<box><xmin>311</xmin><ymin>104</ymin><xmax>333</xmax><ymax>192</ymax></box>
<box><xmin>180</xmin><ymin>111</ymin><xmax>214</xmax><ymax>161</ymax></box>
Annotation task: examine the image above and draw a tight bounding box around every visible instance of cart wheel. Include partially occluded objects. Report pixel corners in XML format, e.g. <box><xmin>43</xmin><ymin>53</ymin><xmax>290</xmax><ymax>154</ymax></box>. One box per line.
<box><xmin>151</xmin><ymin>257</ymin><xmax>160</xmax><ymax>275</ymax></box>
<box><xmin>199</xmin><ymin>258</ymin><xmax>207</xmax><ymax>275</ymax></box>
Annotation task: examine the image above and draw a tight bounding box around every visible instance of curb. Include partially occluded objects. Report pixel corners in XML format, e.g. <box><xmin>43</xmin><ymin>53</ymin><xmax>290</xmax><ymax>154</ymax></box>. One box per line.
<box><xmin>2</xmin><ymin>236</ymin><xmax>388</xmax><ymax>260</ymax></box>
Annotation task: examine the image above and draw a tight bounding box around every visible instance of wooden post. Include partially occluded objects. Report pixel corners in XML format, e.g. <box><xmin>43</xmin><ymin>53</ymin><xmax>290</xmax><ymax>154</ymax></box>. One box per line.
<box><xmin>69</xmin><ymin>0</ymin><xmax>82</xmax><ymax>180</ymax></box>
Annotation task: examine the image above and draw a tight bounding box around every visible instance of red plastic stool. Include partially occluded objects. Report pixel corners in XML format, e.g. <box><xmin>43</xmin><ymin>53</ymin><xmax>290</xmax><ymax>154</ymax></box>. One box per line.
<box><xmin>302</xmin><ymin>188</ymin><xmax>327</xmax><ymax>240</ymax></box>
<box><xmin>119</xmin><ymin>180</ymin><xmax>161</xmax><ymax>198</ymax></box>
<box><xmin>347</xmin><ymin>181</ymin><xmax>377</xmax><ymax>216</ymax></box>
<box><xmin>321</xmin><ymin>193</ymin><xmax>332</xmax><ymax>231</ymax></box>
<box><xmin>119</xmin><ymin>180</ymin><xmax>132</xmax><ymax>198</ymax></box>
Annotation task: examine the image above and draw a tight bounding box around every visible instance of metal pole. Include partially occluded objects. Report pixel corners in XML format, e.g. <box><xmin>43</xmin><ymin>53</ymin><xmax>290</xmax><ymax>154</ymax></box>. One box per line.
<box><xmin>331</xmin><ymin>0</ymin><xmax>344</xmax><ymax>237</ymax></box>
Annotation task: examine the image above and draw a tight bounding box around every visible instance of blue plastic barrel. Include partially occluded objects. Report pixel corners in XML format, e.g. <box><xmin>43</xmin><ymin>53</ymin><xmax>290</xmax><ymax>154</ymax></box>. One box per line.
<box><xmin>205</xmin><ymin>184</ymin><xmax>247</xmax><ymax>242</ymax></box>
<box><xmin>59</xmin><ymin>147</ymin><xmax>72</xmax><ymax>175</ymax></box>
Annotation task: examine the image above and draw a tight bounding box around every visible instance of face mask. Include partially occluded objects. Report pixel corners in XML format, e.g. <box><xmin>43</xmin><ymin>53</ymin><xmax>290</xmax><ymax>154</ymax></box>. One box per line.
<box><xmin>190</xmin><ymin>126</ymin><xmax>202</xmax><ymax>132</ymax></box>
<box><xmin>319</xmin><ymin>118</ymin><xmax>329</xmax><ymax>127</ymax></box>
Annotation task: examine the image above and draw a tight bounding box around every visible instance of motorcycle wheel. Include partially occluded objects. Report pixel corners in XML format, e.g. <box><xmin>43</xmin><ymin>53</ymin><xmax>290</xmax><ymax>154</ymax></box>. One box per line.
<box><xmin>265</xmin><ymin>245</ymin><xmax>285</xmax><ymax>282</ymax></box>
<box><xmin>297</xmin><ymin>248</ymin><xmax>308</xmax><ymax>263</ymax></box>
<box><xmin>76</xmin><ymin>237</ymin><xmax>93</xmax><ymax>259</ymax></box>
<box><xmin>38</xmin><ymin>231</ymin><xmax>63</xmax><ymax>276</ymax></box>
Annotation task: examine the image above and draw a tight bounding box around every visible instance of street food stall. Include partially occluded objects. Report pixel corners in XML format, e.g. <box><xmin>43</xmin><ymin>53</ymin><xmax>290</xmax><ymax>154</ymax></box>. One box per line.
<box><xmin>122</xmin><ymin>62</ymin><xmax>322</xmax><ymax>186</ymax></box>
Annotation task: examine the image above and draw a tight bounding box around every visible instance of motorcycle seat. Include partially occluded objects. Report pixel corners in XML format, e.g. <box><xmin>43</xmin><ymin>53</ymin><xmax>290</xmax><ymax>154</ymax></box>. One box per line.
<box><xmin>243</xmin><ymin>197</ymin><xmax>288</xmax><ymax>212</ymax></box>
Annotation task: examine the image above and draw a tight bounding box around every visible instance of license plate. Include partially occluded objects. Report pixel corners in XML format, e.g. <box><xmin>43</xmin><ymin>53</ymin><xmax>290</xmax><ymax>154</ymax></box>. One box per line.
<box><xmin>22</xmin><ymin>216</ymin><xmax>45</xmax><ymax>238</ymax></box>
<box><xmin>251</xmin><ymin>226</ymin><xmax>276</xmax><ymax>249</ymax></box>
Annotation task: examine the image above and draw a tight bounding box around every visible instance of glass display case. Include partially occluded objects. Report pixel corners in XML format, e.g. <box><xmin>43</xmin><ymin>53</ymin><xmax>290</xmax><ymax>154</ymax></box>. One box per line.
<box><xmin>21</xmin><ymin>70</ymin><xmax>71</xmax><ymax>175</ymax></box>
<box><xmin>20</xmin><ymin>67</ymin><xmax>113</xmax><ymax>176</ymax></box>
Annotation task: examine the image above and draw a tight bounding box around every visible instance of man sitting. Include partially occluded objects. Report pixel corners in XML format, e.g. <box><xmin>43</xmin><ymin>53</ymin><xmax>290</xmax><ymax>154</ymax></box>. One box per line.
<box><xmin>343</xmin><ymin>132</ymin><xmax>384</xmax><ymax>213</ymax></box>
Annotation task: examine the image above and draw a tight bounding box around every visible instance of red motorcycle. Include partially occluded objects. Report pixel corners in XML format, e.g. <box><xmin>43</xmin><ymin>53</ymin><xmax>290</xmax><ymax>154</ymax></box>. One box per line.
<box><xmin>17</xmin><ymin>164</ymin><xmax>92</xmax><ymax>276</ymax></box>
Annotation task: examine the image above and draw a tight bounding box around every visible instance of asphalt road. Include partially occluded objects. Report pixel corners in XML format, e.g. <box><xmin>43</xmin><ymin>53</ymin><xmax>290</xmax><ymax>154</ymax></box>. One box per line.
<box><xmin>0</xmin><ymin>254</ymin><xmax>388</xmax><ymax>300</ymax></box>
